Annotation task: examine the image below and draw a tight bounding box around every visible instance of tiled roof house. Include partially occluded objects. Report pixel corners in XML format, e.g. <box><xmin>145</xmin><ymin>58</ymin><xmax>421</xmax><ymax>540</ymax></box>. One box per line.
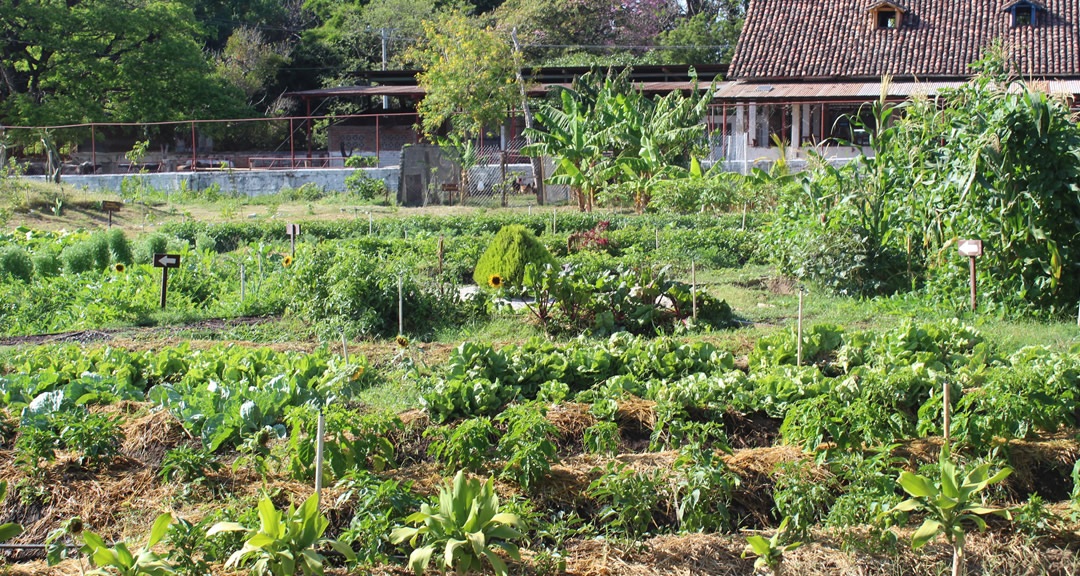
<box><xmin>710</xmin><ymin>0</ymin><xmax>1080</xmax><ymax>171</ymax></box>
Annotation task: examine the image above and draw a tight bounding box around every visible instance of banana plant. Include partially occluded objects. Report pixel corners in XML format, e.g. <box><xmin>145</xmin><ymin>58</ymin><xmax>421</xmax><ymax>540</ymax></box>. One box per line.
<box><xmin>208</xmin><ymin>493</ymin><xmax>355</xmax><ymax>576</ymax></box>
<box><xmin>390</xmin><ymin>470</ymin><xmax>525</xmax><ymax>576</ymax></box>
<box><xmin>80</xmin><ymin>512</ymin><xmax>176</xmax><ymax>576</ymax></box>
<box><xmin>887</xmin><ymin>447</ymin><xmax>1011</xmax><ymax>576</ymax></box>
<box><xmin>0</xmin><ymin>481</ymin><xmax>23</xmax><ymax>545</ymax></box>
<box><xmin>741</xmin><ymin>517</ymin><xmax>802</xmax><ymax>576</ymax></box>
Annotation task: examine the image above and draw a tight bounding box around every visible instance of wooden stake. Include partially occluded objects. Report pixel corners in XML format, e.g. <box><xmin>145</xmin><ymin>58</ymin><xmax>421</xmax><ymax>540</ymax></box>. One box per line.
<box><xmin>398</xmin><ymin>276</ymin><xmax>404</xmax><ymax>335</ymax></box>
<box><xmin>240</xmin><ymin>264</ymin><xmax>245</xmax><ymax>303</ymax></box>
<box><xmin>742</xmin><ymin>203</ymin><xmax>747</xmax><ymax>230</ymax></box>
<box><xmin>655</xmin><ymin>229</ymin><xmax>659</xmax><ymax>250</ymax></box>
<box><xmin>943</xmin><ymin>378</ymin><xmax>952</xmax><ymax>450</ymax></box>
<box><xmin>691</xmin><ymin>260</ymin><xmax>697</xmax><ymax>321</ymax></box>
<box><xmin>368</xmin><ymin>212</ymin><xmax>373</xmax><ymax>235</ymax></box>
<box><xmin>314</xmin><ymin>409</ymin><xmax>325</xmax><ymax>506</ymax></box>
<box><xmin>438</xmin><ymin>235</ymin><xmax>444</xmax><ymax>276</ymax></box>
<box><xmin>552</xmin><ymin>209</ymin><xmax>557</xmax><ymax>235</ymax></box>
<box><xmin>341</xmin><ymin>331</ymin><xmax>349</xmax><ymax>365</ymax></box>
<box><xmin>796</xmin><ymin>290</ymin><xmax>804</xmax><ymax>366</ymax></box>
<box><xmin>159</xmin><ymin>268</ymin><xmax>169</xmax><ymax>309</ymax></box>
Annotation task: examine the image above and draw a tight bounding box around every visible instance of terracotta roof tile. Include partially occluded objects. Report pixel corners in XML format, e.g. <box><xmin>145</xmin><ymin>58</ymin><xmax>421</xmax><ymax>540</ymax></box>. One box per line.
<box><xmin>730</xmin><ymin>0</ymin><xmax>1080</xmax><ymax>80</ymax></box>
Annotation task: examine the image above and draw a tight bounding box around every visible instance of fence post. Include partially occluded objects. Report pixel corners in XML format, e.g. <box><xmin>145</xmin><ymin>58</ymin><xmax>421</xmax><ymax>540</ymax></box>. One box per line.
<box><xmin>191</xmin><ymin>122</ymin><xmax>197</xmax><ymax>171</ymax></box>
<box><xmin>501</xmin><ymin>150</ymin><xmax>508</xmax><ymax>207</ymax></box>
<box><xmin>376</xmin><ymin>115</ymin><xmax>381</xmax><ymax>167</ymax></box>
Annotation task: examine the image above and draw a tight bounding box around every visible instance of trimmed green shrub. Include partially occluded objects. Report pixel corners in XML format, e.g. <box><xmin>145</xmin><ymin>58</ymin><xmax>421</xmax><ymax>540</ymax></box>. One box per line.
<box><xmin>32</xmin><ymin>251</ymin><xmax>62</xmax><ymax>277</ymax></box>
<box><xmin>195</xmin><ymin>233</ymin><xmax>217</xmax><ymax>253</ymax></box>
<box><xmin>88</xmin><ymin>232</ymin><xmax>112</xmax><ymax>271</ymax></box>
<box><xmin>135</xmin><ymin>234</ymin><xmax>169</xmax><ymax>265</ymax></box>
<box><xmin>473</xmin><ymin>225</ymin><xmax>556</xmax><ymax>288</ymax></box>
<box><xmin>62</xmin><ymin>242</ymin><xmax>97</xmax><ymax>274</ymax></box>
<box><xmin>107</xmin><ymin>228</ymin><xmax>133</xmax><ymax>265</ymax></box>
<box><xmin>0</xmin><ymin>246</ymin><xmax>34</xmax><ymax>282</ymax></box>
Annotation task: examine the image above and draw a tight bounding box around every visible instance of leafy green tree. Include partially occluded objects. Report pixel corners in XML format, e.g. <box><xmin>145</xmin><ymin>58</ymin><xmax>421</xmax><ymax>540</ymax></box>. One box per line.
<box><xmin>407</xmin><ymin>11</ymin><xmax>519</xmax><ymax>141</ymax></box>
<box><xmin>215</xmin><ymin>26</ymin><xmax>291</xmax><ymax>107</ymax></box>
<box><xmin>0</xmin><ymin>0</ymin><xmax>245</xmax><ymax>128</ymax></box>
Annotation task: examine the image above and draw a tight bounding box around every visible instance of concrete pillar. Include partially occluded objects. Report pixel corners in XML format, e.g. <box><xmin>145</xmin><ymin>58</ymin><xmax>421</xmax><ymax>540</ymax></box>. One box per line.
<box><xmin>736</xmin><ymin>104</ymin><xmax>747</xmax><ymax>174</ymax></box>
<box><xmin>791</xmin><ymin>104</ymin><xmax>801</xmax><ymax>159</ymax></box>
<box><xmin>802</xmin><ymin>104</ymin><xmax>812</xmax><ymax>143</ymax></box>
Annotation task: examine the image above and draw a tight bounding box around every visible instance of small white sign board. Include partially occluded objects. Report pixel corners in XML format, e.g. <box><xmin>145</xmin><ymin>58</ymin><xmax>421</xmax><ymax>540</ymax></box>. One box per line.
<box><xmin>958</xmin><ymin>239</ymin><xmax>983</xmax><ymax>257</ymax></box>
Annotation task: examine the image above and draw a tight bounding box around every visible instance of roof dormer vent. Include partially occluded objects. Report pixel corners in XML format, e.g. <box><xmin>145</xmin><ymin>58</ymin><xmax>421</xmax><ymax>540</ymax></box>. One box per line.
<box><xmin>868</xmin><ymin>1</ymin><xmax>907</xmax><ymax>30</ymax></box>
<box><xmin>1003</xmin><ymin>0</ymin><xmax>1043</xmax><ymax>27</ymax></box>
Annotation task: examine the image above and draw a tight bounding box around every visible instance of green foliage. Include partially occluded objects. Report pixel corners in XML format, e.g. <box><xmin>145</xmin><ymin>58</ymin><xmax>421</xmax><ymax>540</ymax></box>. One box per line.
<box><xmin>587</xmin><ymin>461</ymin><xmax>667</xmax><ymax>538</ymax></box>
<box><xmin>672</xmin><ymin>441</ymin><xmax>739</xmax><ymax>533</ymax></box>
<box><xmin>0</xmin><ymin>245</ymin><xmax>34</xmax><ymax>282</ymax></box>
<box><xmin>165</xmin><ymin>516</ymin><xmax>215</xmax><ymax>576</ymax></box>
<box><xmin>407</xmin><ymin>11</ymin><xmax>520</xmax><ymax>141</ymax></box>
<box><xmin>519</xmin><ymin>262</ymin><xmax>733</xmax><ymax>335</ymax></box>
<box><xmin>742</xmin><ymin>517</ymin><xmax>803</xmax><ymax>576</ymax></box>
<box><xmin>81</xmin><ymin>513</ymin><xmax>177</xmax><ymax>576</ymax></box>
<box><xmin>0</xmin><ymin>481</ymin><xmax>23</xmax><ymax>544</ymax></box>
<box><xmin>426</xmin><ymin>417</ymin><xmax>498</xmax><ymax>473</ymax></box>
<box><xmin>473</xmin><ymin>225</ymin><xmax>557</xmax><ymax>288</ymax></box>
<box><xmin>106</xmin><ymin>228</ymin><xmax>133</xmax><ymax>265</ymax></box>
<box><xmin>496</xmin><ymin>402</ymin><xmax>558</xmax><ymax>490</ymax></box>
<box><xmin>390</xmin><ymin>471</ymin><xmax>526</xmax><ymax>576</ymax></box>
<box><xmin>769</xmin><ymin>58</ymin><xmax>1080</xmax><ymax>314</ymax></box>
<box><xmin>159</xmin><ymin>446</ymin><xmax>222</xmax><ymax>485</ymax></box>
<box><xmin>888</xmin><ymin>447</ymin><xmax>1012</xmax><ymax>576</ymax></box>
<box><xmin>772</xmin><ymin>461</ymin><xmax>835</xmax><ymax>539</ymax></box>
<box><xmin>337</xmin><ymin>471</ymin><xmax>419</xmax><ymax>565</ymax></box>
<box><xmin>208</xmin><ymin>493</ymin><xmax>356</xmax><ymax>576</ymax></box>
<box><xmin>344</xmin><ymin>171</ymin><xmax>387</xmax><ymax>200</ymax></box>
<box><xmin>583</xmin><ymin>420</ymin><xmax>619</xmax><ymax>455</ymax></box>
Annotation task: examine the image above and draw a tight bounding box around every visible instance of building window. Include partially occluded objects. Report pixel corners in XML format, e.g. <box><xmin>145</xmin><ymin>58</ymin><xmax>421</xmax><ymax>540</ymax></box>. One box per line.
<box><xmin>877</xmin><ymin>9</ymin><xmax>898</xmax><ymax>29</ymax></box>
<box><xmin>1006</xmin><ymin>1</ymin><xmax>1041</xmax><ymax>27</ymax></box>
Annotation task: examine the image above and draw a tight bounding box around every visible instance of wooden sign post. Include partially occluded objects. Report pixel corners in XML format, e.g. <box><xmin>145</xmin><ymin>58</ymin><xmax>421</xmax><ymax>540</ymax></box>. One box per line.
<box><xmin>153</xmin><ymin>253</ymin><xmax>181</xmax><ymax>309</ymax></box>
<box><xmin>958</xmin><ymin>239</ymin><xmax>983</xmax><ymax>312</ymax></box>
<box><xmin>286</xmin><ymin>223</ymin><xmax>301</xmax><ymax>257</ymax></box>
<box><xmin>101</xmin><ymin>201</ymin><xmax>122</xmax><ymax>228</ymax></box>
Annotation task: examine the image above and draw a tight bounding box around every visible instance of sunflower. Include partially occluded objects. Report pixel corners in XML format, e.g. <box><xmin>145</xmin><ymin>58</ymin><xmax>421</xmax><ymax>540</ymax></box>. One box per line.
<box><xmin>114</xmin><ymin>263</ymin><xmax>126</xmax><ymax>273</ymax></box>
<box><xmin>488</xmin><ymin>274</ymin><xmax>503</xmax><ymax>289</ymax></box>
<box><xmin>395</xmin><ymin>335</ymin><xmax>409</xmax><ymax>349</ymax></box>
<box><xmin>351</xmin><ymin>365</ymin><xmax>365</xmax><ymax>381</ymax></box>
<box><xmin>283</xmin><ymin>255</ymin><xmax>293</xmax><ymax>268</ymax></box>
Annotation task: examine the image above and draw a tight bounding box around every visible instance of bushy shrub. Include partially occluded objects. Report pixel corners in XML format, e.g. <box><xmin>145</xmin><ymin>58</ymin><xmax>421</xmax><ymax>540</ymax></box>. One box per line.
<box><xmin>62</xmin><ymin>242</ymin><xmax>98</xmax><ymax>274</ymax></box>
<box><xmin>135</xmin><ymin>234</ymin><xmax>170</xmax><ymax>265</ymax></box>
<box><xmin>473</xmin><ymin>225</ymin><xmax>557</xmax><ymax>288</ymax></box>
<box><xmin>107</xmin><ymin>228</ymin><xmax>133</xmax><ymax>265</ymax></box>
<box><xmin>345</xmin><ymin>171</ymin><xmax>387</xmax><ymax>200</ymax></box>
<box><xmin>32</xmin><ymin>251</ymin><xmax>62</xmax><ymax>277</ymax></box>
<box><xmin>195</xmin><ymin>233</ymin><xmax>217</xmax><ymax>253</ymax></box>
<box><xmin>0</xmin><ymin>246</ymin><xmax>34</xmax><ymax>282</ymax></box>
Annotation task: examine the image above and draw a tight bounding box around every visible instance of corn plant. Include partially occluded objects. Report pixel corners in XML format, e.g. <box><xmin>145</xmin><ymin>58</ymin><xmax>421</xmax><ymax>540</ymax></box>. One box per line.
<box><xmin>208</xmin><ymin>493</ymin><xmax>355</xmax><ymax>576</ymax></box>
<box><xmin>80</xmin><ymin>513</ymin><xmax>176</xmax><ymax>576</ymax></box>
<box><xmin>742</xmin><ymin>517</ymin><xmax>802</xmax><ymax>576</ymax></box>
<box><xmin>887</xmin><ymin>447</ymin><xmax>1011</xmax><ymax>576</ymax></box>
<box><xmin>390</xmin><ymin>471</ymin><xmax>525</xmax><ymax>576</ymax></box>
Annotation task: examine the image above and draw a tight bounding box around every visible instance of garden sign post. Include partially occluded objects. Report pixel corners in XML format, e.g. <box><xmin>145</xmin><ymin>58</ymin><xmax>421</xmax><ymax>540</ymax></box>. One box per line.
<box><xmin>287</xmin><ymin>223</ymin><xmax>301</xmax><ymax>257</ymax></box>
<box><xmin>153</xmin><ymin>253</ymin><xmax>181</xmax><ymax>309</ymax></box>
<box><xmin>958</xmin><ymin>239</ymin><xmax>983</xmax><ymax>312</ymax></box>
<box><xmin>101</xmin><ymin>201</ymin><xmax>122</xmax><ymax>228</ymax></box>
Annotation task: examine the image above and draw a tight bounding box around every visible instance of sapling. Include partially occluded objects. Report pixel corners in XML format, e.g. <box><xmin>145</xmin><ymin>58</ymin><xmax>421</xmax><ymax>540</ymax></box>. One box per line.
<box><xmin>887</xmin><ymin>446</ymin><xmax>1011</xmax><ymax>576</ymax></box>
<box><xmin>742</xmin><ymin>517</ymin><xmax>802</xmax><ymax>576</ymax></box>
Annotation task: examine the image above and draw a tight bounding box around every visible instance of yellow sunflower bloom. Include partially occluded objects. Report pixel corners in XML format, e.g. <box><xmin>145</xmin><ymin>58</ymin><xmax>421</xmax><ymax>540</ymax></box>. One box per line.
<box><xmin>351</xmin><ymin>365</ymin><xmax>365</xmax><ymax>381</ymax></box>
<box><xmin>488</xmin><ymin>274</ymin><xmax>503</xmax><ymax>289</ymax></box>
<box><xmin>283</xmin><ymin>255</ymin><xmax>294</xmax><ymax>268</ymax></box>
<box><xmin>395</xmin><ymin>335</ymin><xmax>409</xmax><ymax>348</ymax></box>
<box><xmin>114</xmin><ymin>263</ymin><xmax>126</xmax><ymax>273</ymax></box>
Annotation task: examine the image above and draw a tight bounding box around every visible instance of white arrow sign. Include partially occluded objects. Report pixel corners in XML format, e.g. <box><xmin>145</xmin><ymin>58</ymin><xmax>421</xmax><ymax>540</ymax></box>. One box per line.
<box><xmin>958</xmin><ymin>239</ymin><xmax>983</xmax><ymax>257</ymax></box>
<box><xmin>153</xmin><ymin>253</ymin><xmax>181</xmax><ymax>268</ymax></box>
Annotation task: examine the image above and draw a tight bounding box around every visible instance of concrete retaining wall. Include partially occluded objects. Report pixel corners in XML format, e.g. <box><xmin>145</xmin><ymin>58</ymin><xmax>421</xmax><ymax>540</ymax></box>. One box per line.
<box><xmin>27</xmin><ymin>168</ymin><xmax>400</xmax><ymax>197</ymax></box>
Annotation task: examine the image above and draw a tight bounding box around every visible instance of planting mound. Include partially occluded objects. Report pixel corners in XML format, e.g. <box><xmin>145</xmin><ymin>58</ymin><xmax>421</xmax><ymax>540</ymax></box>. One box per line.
<box><xmin>472</xmin><ymin>225</ymin><xmax>557</xmax><ymax>288</ymax></box>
